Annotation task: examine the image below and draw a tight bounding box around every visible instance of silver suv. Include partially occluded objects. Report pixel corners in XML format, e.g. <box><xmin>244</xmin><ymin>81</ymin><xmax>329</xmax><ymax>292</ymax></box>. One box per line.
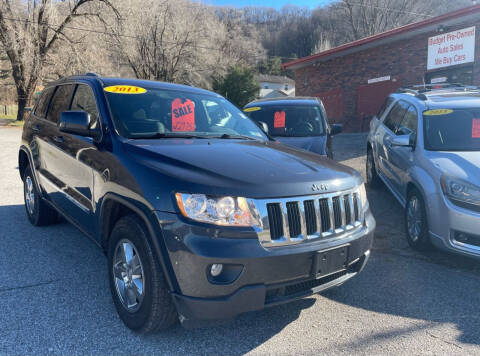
<box><xmin>367</xmin><ymin>84</ymin><xmax>480</xmax><ymax>258</ymax></box>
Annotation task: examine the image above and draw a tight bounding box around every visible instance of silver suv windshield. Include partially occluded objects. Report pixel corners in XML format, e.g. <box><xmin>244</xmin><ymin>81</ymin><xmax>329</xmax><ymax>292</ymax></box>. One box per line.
<box><xmin>423</xmin><ymin>108</ymin><xmax>480</xmax><ymax>151</ymax></box>
<box><xmin>245</xmin><ymin>105</ymin><xmax>325</xmax><ymax>137</ymax></box>
<box><xmin>104</xmin><ymin>87</ymin><xmax>267</xmax><ymax>140</ymax></box>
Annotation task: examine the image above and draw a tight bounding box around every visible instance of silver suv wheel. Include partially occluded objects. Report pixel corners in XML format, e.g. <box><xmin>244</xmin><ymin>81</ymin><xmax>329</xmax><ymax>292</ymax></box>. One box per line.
<box><xmin>113</xmin><ymin>239</ymin><xmax>145</xmax><ymax>312</ymax></box>
<box><xmin>25</xmin><ymin>176</ymin><xmax>35</xmax><ymax>215</ymax></box>
<box><xmin>406</xmin><ymin>196</ymin><xmax>422</xmax><ymax>242</ymax></box>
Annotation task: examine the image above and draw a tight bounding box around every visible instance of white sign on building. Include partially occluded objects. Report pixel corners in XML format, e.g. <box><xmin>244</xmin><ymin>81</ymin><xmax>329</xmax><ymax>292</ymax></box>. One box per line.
<box><xmin>427</xmin><ymin>26</ymin><xmax>476</xmax><ymax>70</ymax></box>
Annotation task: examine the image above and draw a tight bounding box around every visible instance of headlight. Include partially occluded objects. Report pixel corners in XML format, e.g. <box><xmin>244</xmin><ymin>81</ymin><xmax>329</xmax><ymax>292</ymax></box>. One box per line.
<box><xmin>175</xmin><ymin>193</ymin><xmax>262</xmax><ymax>227</ymax></box>
<box><xmin>440</xmin><ymin>176</ymin><xmax>480</xmax><ymax>206</ymax></box>
<box><xmin>358</xmin><ymin>183</ymin><xmax>369</xmax><ymax>210</ymax></box>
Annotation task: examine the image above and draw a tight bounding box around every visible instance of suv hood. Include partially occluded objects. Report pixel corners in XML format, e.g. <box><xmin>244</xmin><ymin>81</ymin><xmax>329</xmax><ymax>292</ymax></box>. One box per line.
<box><xmin>427</xmin><ymin>151</ymin><xmax>480</xmax><ymax>185</ymax></box>
<box><xmin>124</xmin><ymin>139</ymin><xmax>361</xmax><ymax>199</ymax></box>
<box><xmin>273</xmin><ymin>136</ymin><xmax>327</xmax><ymax>155</ymax></box>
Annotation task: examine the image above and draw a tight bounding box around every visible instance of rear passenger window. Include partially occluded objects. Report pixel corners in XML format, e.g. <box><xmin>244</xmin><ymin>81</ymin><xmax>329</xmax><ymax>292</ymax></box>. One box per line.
<box><xmin>71</xmin><ymin>84</ymin><xmax>100</xmax><ymax>129</ymax></box>
<box><xmin>34</xmin><ymin>87</ymin><xmax>55</xmax><ymax>118</ymax></box>
<box><xmin>377</xmin><ymin>97</ymin><xmax>394</xmax><ymax>119</ymax></box>
<box><xmin>383</xmin><ymin>101</ymin><xmax>408</xmax><ymax>133</ymax></box>
<box><xmin>46</xmin><ymin>84</ymin><xmax>75</xmax><ymax>124</ymax></box>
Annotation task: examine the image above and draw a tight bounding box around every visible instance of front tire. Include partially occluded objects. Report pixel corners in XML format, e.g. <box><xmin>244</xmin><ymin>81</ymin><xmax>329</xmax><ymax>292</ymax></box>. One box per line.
<box><xmin>405</xmin><ymin>189</ymin><xmax>432</xmax><ymax>251</ymax></box>
<box><xmin>366</xmin><ymin>148</ymin><xmax>380</xmax><ymax>188</ymax></box>
<box><xmin>23</xmin><ymin>165</ymin><xmax>58</xmax><ymax>226</ymax></box>
<box><xmin>108</xmin><ymin>215</ymin><xmax>177</xmax><ymax>333</ymax></box>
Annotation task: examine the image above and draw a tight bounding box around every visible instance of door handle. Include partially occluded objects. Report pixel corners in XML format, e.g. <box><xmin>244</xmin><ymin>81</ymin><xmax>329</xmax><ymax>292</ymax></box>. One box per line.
<box><xmin>53</xmin><ymin>135</ymin><xmax>64</xmax><ymax>143</ymax></box>
<box><xmin>31</xmin><ymin>124</ymin><xmax>40</xmax><ymax>132</ymax></box>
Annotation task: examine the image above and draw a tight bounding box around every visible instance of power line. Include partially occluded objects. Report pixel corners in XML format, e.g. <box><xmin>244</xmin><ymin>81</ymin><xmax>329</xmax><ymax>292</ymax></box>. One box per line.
<box><xmin>339</xmin><ymin>1</ymin><xmax>435</xmax><ymax>18</ymax></box>
<box><xmin>0</xmin><ymin>15</ymin><xmax>297</xmax><ymax>61</ymax></box>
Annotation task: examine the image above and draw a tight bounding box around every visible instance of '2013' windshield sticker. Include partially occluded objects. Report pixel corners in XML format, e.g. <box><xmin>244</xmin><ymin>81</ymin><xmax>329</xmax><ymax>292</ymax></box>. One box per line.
<box><xmin>103</xmin><ymin>85</ymin><xmax>147</xmax><ymax>94</ymax></box>
<box><xmin>423</xmin><ymin>109</ymin><xmax>453</xmax><ymax>116</ymax></box>
<box><xmin>172</xmin><ymin>98</ymin><xmax>195</xmax><ymax>131</ymax></box>
<box><xmin>243</xmin><ymin>107</ymin><xmax>261</xmax><ymax>112</ymax></box>
<box><xmin>473</xmin><ymin>119</ymin><xmax>480</xmax><ymax>138</ymax></box>
<box><xmin>274</xmin><ymin>111</ymin><xmax>286</xmax><ymax>128</ymax></box>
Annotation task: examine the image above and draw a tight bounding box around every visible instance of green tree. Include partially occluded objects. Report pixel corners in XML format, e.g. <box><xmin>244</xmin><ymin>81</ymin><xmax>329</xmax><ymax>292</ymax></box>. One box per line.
<box><xmin>212</xmin><ymin>66</ymin><xmax>260</xmax><ymax>108</ymax></box>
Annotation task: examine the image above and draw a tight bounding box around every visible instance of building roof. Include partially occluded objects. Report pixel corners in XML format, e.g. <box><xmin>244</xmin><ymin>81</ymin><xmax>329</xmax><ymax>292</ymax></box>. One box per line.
<box><xmin>256</xmin><ymin>74</ymin><xmax>295</xmax><ymax>85</ymax></box>
<box><xmin>283</xmin><ymin>4</ymin><xmax>480</xmax><ymax>70</ymax></box>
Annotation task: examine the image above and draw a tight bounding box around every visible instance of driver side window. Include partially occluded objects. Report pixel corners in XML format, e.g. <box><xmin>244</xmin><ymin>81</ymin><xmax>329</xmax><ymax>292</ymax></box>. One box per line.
<box><xmin>71</xmin><ymin>84</ymin><xmax>100</xmax><ymax>130</ymax></box>
<box><xmin>383</xmin><ymin>101</ymin><xmax>408</xmax><ymax>134</ymax></box>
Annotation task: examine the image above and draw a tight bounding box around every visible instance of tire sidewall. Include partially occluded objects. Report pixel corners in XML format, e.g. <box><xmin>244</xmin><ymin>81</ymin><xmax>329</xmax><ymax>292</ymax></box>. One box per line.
<box><xmin>107</xmin><ymin>217</ymin><xmax>156</xmax><ymax>331</ymax></box>
<box><xmin>366</xmin><ymin>149</ymin><xmax>378</xmax><ymax>186</ymax></box>
<box><xmin>405</xmin><ymin>189</ymin><xmax>430</xmax><ymax>250</ymax></box>
<box><xmin>23</xmin><ymin>167</ymin><xmax>40</xmax><ymax>225</ymax></box>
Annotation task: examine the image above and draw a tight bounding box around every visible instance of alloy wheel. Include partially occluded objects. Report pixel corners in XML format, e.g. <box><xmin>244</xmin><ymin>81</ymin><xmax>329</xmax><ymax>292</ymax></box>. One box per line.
<box><xmin>25</xmin><ymin>176</ymin><xmax>35</xmax><ymax>215</ymax></box>
<box><xmin>407</xmin><ymin>196</ymin><xmax>422</xmax><ymax>242</ymax></box>
<box><xmin>113</xmin><ymin>239</ymin><xmax>145</xmax><ymax>312</ymax></box>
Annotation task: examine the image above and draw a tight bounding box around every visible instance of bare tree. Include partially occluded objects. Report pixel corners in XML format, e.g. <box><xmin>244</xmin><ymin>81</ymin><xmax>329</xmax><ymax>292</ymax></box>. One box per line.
<box><xmin>0</xmin><ymin>0</ymin><xmax>118</xmax><ymax>120</ymax></box>
<box><xmin>108</xmin><ymin>0</ymin><xmax>265</xmax><ymax>88</ymax></box>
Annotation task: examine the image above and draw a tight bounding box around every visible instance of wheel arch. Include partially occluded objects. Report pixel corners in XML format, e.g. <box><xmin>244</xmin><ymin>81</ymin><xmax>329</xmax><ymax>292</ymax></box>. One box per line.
<box><xmin>18</xmin><ymin>146</ymin><xmax>42</xmax><ymax>194</ymax></box>
<box><xmin>99</xmin><ymin>194</ymin><xmax>179</xmax><ymax>293</ymax></box>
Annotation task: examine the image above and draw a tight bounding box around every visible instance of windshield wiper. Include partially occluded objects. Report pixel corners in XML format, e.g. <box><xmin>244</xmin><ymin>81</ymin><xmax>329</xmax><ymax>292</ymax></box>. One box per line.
<box><xmin>214</xmin><ymin>133</ymin><xmax>262</xmax><ymax>141</ymax></box>
<box><xmin>130</xmin><ymin>133</ymin><xmax>210</xmax><ymax>139</ymax></box>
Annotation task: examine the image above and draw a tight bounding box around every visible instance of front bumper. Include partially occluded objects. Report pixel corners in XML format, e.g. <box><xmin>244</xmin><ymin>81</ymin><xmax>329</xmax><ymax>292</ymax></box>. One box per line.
<box><xmin>427</xmin><ymin>194</ymin><xmax>480</xmax><ymax>258</ymax></box>
<box><xmin>155</xmin><ymin>209</ymin><xmax>375</xmax><ymax>323</ymax></box>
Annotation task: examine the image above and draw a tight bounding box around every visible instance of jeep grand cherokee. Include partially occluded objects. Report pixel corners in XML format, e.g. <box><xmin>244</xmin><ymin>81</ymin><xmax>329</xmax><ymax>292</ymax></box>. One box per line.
<box><xmin>19</xmin><ymin>74</ymin><xmax>375</xmax><ymax>332</ymax></box>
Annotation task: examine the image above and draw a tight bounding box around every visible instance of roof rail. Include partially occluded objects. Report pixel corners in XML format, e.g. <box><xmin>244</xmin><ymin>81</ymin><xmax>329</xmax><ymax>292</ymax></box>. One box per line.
<box><xmin>85</xmin><ymin>72</ymin><xmax>100</xmax><ymax>77</ymax></box>
<box><xmin>396</xmin><ymin>88</ymin><xmax>428</xmax><ymax>100</ymax></box>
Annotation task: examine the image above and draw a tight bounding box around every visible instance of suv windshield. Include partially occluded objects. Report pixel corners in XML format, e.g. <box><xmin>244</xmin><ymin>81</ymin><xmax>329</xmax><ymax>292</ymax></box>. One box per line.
<box><xmin>245</xmin><ymin>105</ymin><xmax>325</xmax><ymax>137</ymax></box>
<box><xmin>423</xmin><ymin>108</ymin><xmax>480</xmax><ymax>151</ymax></box>
<box><xmin>104</xmin><ymin>87</ymin><xmax>267</xmax><ymax>140</ymax></box>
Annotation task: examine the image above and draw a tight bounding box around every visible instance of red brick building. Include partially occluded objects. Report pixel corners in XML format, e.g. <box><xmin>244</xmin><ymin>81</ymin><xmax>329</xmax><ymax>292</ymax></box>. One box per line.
<box><xmin>283</xmin><ymin>5</ymin><xmax>480</xmax><ymax>132</ymax></box>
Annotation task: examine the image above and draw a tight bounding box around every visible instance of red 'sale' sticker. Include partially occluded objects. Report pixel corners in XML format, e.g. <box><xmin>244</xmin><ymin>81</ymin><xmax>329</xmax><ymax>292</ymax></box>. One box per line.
<box><xmin>171</xmin><ymin>98</ymin><xmax>195</xmax><ymax>132</ymax></box>
<box><xmin>274</xmin><ymin>111</ymin><xmax>286</xmax><ymax>128</ymax></box>
<box><xmin>473</xmin><ymin>119</ymin><xmax>480</xmax><ymax>138</ymax></box>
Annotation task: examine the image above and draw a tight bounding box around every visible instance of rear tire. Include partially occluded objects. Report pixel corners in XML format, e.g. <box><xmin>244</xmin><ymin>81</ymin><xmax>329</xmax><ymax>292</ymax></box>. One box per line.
<box><xmin>23</xmin><ymin>165</ymin><xmax>58</xmax><ymax>226</ymax></box>
<box><xmin>405</xmin><ymin>188</ymin><xmax>432</xmax><ymax>251</ymax></box>
<box><xmin>108</xmin><ymin>214</ymin><xmax>177</xmax><ymax>333</ymax></box>
<box><xmin>366</xmin><ymin>148</ymin><xmax>380</xmax><ymax>188</ymax></box>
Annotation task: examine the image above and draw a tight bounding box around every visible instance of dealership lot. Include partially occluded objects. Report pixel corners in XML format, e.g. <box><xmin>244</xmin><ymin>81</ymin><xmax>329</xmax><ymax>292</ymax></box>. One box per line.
<box><xmin>1</xmin><ymin>127</ymin><xmax>479</xmax><ymax>355</ymax></box>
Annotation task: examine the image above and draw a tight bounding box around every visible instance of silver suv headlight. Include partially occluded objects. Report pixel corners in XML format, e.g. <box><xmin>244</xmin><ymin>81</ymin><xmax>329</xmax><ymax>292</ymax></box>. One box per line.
<box><xmin>440</xmin><ymin>176</ymin><xmax>480</xmax><ymax>207</ymax></box>
<box><xmin>175</xmin><ymin>193</ymin><xmax>262</xmax><ymax>227</ymax></box>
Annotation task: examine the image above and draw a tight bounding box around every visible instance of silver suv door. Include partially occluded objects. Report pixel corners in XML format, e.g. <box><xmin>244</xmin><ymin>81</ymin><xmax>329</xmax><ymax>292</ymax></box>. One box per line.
<box><xmin>376</xmin><ymin>101</ymin><xmax>408</xmax><ymax>187</ymax></box>
<box><xmin>387</xmin><ymin>104</ymin><xmax>418</xmax><ymax>199</ymax></box>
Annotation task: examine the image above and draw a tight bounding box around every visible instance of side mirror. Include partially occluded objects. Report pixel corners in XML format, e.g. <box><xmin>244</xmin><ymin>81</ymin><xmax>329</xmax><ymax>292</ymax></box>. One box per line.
<box><xmin>24</xmin><ymin>107</ymin><xmax>33</xmax><ymax>113</ymax></box>
<box><xmin>257</xmin><ymin>121</ymin><xmax>269</xmax><ymax>134</ymax></box>
<box><xmin>59</xmin><ymin>111</ymin><xmax>92</xmax><ymax>137</ymax></box>
<box><xmin>391</xmin><ymin>134</ymin><xmax>413</xmax><ymax>147</ymax></box>
<box><xmin>329</xmin><ymin>123</ymin><xmax>343</xmax><ymax>136</ymax></box>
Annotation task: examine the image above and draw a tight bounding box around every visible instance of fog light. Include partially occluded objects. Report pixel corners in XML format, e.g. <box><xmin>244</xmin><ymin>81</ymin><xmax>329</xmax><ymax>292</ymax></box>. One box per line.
<box><xmin>210</xmin><ymin>264</ymin><xmax>223</xmax><ymax>277</ymax></box>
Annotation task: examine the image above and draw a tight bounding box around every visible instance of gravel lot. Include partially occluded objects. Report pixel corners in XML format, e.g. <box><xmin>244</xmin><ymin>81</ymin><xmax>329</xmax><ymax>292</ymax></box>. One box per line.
<box><xmin>1</xmin><ymin>128</ymin><xmax>479</xmax><ymax>355</ymax></box>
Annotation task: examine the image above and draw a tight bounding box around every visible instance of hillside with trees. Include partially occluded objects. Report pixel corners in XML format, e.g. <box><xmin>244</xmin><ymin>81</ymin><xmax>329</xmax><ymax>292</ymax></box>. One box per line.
<box><xmin>0</xmin><ymin>0</ymin><xmax>473</xmax><ymax>119</ymax></box>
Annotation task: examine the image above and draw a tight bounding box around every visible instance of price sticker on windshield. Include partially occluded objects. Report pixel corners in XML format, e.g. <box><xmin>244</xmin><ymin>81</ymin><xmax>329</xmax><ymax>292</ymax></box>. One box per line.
<box><xmin>473</xmin><ymin>119</ymin><xmax>480</xmax><ymax>138</ymax></box>
<box><xmin>423</xmin><ymin>109</ymin><xmax>453</xmax><ymax>116</ymax></box>
<box><xmin>104</xmin><ymin>85</ymin><xmax>147</xmax><ymax>94</ymax></box>
<box><xmin>172</xmin><ymin>98</ymin><xmax>195</xmax><ymax>132</ymax></box>
<box><xmin>274</xmin><ymin>111</ymin><xmax>286</xmax><ymax>128</ymax></box>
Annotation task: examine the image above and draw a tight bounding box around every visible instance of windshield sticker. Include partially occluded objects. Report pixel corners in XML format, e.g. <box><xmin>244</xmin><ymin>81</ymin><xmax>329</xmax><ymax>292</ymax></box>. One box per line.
<box><xmin>274</xmin><ymin>111</ymin><xmax>286</xmax><ymax>128</ymax></box>
<box><xmin>473</xmin><ymin>119</ymin><xmax>480</xmax><ymax>138</ymax></box>
<box><xmin>244</xmin><ymin>107</ymin><xmax>261</xmax><ymax>112</ymax></box>
<box><xmin>423</xmin><ymin>109</ymin><xmax>453</xmax><ymax>116</ymax></box>
<box><xmin>104</xmin><ymin>85</ymin><xmax>147</xmax><ymax>94</ymax></box>
<box><xmin>172</xmin><ymin>98</ymin><xmax>195</xmax><ymax>131</ymax></box>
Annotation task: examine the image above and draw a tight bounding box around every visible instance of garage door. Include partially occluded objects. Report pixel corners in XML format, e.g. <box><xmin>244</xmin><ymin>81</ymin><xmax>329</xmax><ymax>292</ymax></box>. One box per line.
<box><xmin>356</xmin><ymin>80</ymin><xmax>402</xmax><ymax>121</ymax></box>
<box><xmin>315</xmin><ymin>88</ymin><xmax>344</xmax><ymax>122</ymax></box>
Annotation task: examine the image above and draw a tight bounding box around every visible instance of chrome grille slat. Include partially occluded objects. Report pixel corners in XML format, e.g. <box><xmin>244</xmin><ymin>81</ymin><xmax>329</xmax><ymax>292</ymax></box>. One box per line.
<box><xmin>256</xmin><ymin>188</ymin><xmax>365</xmax><ymax>247</ymax></box>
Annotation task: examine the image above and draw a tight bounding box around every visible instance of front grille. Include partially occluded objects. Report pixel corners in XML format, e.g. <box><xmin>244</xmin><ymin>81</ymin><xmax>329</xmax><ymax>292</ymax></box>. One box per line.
<box><xmin>259</xmin><ymin>189</ymin><xmax>364</xmax><ymax>247</ymax></box>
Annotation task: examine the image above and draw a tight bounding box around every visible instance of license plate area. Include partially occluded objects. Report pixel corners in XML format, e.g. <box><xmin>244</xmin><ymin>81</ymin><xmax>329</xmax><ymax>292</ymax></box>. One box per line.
<box><xmin>312</xmin><ymin>245</ymin><xmax>349</xmax><ymax>278</ymax></box>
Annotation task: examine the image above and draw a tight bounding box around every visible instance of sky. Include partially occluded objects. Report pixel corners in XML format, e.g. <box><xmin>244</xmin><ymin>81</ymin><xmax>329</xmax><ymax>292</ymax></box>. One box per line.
<box><xmin>196</xmin><ymin>0</ymin><xmax>336</xmax><ymax>9</ymax></box>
